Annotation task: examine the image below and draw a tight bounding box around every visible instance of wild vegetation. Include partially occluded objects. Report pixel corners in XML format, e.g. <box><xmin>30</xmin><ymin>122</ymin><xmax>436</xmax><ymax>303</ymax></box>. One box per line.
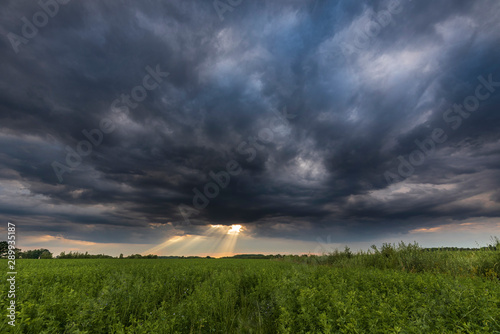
<box><xmin>1</xmin><ymin>239</ymin><xmax>499</xmax><ymax>333</ymax></box>
<box><xmin>281</xmin><ymin>238</ymin><xmax>500</xmax><ymax>280</ymax></box>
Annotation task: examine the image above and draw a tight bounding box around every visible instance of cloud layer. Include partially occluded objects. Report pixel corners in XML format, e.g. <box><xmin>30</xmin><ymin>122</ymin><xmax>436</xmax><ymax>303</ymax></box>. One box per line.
<box><xmin>1</xmin><ymin>0</ymin><xmax>499</xmax><ymax>247</ymax></box>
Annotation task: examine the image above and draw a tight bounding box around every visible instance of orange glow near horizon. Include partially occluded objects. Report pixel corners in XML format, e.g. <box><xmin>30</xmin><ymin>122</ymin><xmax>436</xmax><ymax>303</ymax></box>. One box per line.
<box><xmin>142</xmin><ymin>224</ymin><xmax>245</xmax><ymax>257</ymax></box>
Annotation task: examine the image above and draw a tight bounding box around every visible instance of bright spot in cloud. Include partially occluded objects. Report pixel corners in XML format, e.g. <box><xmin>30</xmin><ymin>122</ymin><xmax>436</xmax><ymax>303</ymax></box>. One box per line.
<box><xmin>228</xmin><ymin>225</ymin><xmax>242</xmax><ymax>234</ymax></box>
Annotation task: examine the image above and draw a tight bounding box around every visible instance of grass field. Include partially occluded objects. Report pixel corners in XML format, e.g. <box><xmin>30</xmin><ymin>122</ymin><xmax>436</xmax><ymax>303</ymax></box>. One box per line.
<box><xmin>1</xmin><ymin>245</ymin><xmax>499</xmax><ymax>333</ymax></box>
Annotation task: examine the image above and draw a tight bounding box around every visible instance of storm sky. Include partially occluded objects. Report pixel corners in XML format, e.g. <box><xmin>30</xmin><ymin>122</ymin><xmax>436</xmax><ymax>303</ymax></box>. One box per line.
<box><xmin>1</xmin><ymin>0</ymin><xmax>499</xmax><ymax>255</ymax></box>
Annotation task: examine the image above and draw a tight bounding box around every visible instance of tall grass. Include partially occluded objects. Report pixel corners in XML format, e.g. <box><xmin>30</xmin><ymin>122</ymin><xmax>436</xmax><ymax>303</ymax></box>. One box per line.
<box><xmin>280</xmin><ymin>237</ymin><xmax>500</xmax><ymax>280</ymax></box>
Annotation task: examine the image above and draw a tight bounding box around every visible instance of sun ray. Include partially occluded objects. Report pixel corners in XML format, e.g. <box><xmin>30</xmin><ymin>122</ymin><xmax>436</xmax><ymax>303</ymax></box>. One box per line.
<box><xmin>141</xmin><ymin>235</ymin><xmax>184</xmax><ymax>255</ymax></box>
<box><xmin>169</xmin><ymin>236</ymin><xmax>204</xmax><ymax>256</ymax></box>
<box><xmin>214</xmin><ymin>225</ymin><xmax>241</xmax><ymax>256</ymax></box>
<box><xmin>142</xmin><ymin>224</ymin><xmax>245</xmax><ymax>257</ymax></box>
<box><xmin>208</xmin><ymin>229</ymin><xmax>229</xmax><ymax>253</ymax></box>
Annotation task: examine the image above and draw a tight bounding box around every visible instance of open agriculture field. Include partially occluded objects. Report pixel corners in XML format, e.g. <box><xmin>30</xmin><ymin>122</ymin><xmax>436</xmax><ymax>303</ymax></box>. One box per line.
<box><xmin>1</xmin><ymin>248</ymin><xmax>499</xmax><ymax>334</ymax></box>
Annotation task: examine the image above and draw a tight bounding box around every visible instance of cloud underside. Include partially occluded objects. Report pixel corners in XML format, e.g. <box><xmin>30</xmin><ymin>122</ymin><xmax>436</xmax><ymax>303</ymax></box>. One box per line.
<box><xmin>0</xmin><ymin>0</ymin><xmax>499</xmax><ymax>244</ymax></box>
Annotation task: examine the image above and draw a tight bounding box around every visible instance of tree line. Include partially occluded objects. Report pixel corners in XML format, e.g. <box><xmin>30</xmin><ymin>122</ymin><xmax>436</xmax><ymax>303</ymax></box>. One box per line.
<box><xmin>0</xmin><ymin>242</ymin><xmax>52</xmax><ymax>259</ymax></box>
<box><xmin>0</xmin><ymin>242</ymin><xmax>159</xmax><ymax>259</ymax></box>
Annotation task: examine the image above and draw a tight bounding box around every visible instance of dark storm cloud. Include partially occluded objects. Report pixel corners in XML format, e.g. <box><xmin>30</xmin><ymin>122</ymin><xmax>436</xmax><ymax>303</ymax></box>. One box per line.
<box><xmin>0</xmin><ymin>0</ymin><xmax>499</xmax><ymax>244</ymax></box>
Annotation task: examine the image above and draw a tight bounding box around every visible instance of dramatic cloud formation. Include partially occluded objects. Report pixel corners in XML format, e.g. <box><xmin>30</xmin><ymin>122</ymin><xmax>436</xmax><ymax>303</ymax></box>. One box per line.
<box><xmin>1</xmin><ymin>0</ymin><xmax>499</xmax><ymax>254</ymax></box>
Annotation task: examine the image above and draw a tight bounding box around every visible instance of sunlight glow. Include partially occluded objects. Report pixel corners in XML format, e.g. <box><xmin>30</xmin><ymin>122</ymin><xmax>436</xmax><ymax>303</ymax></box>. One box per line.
<box><xmin>228</xmin><ymin>225</ymin><xmax>242</xmax><ymax>234</ymax></box>
<box><xmin>141</xmin><ymin>235</ymin><xmax>185</xmax><ymax>255</ymax></box>
<box><xmin>143</xmin><ymin>224</ymin><xmax>245</xmax><ymax>257</ymax></box>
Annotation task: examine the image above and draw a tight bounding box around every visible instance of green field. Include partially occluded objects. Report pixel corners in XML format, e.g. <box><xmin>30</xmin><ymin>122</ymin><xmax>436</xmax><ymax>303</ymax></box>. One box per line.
<box><xmin>1</xmin><ymin>246</ymin><xmax>499</xmax><ymax>333</ymax></box>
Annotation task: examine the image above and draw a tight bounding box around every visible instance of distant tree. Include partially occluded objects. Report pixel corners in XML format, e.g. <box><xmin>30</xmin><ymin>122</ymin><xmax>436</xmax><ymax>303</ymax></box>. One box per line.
<box><xmin>40</xmin><ymin>251</ymin><xmax>53</xmax><ymax>259</ymax></box>
<box><xmin>119</xmin><ymin>253</ymin><xmax>124</xmax><ymax>259</ymax></box>
<box><xmin>126</xmin><ymin>254</ymin><xmax>157</xmax><ymax>259</ymax></box>
<box><xmin>57</xmin><ymin>251</ymin><xmax>113</xmax><ymax>259</ymax></box>
<box><xmin>0</xmin><ymin>241</ymin><xmax>8</xmax><ymax>257</ymax></box>
<box><xmin>21</xmin><ymin>248</ymin><xmax>52</xmax><ymax>259</ymax></box>
<box><xmin>127</xmin><ymin>254</ymin><xmax>142</xmax><ymax>259</ymax></box>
